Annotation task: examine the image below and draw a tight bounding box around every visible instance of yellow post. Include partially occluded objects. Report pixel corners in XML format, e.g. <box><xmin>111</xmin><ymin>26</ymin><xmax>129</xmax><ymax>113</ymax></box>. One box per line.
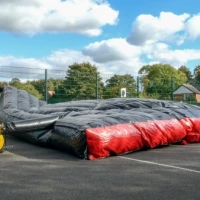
<box><xmin>0</xmin><ymin>124</ymin><xmax>5</xmax><ymax>152</ymax></box>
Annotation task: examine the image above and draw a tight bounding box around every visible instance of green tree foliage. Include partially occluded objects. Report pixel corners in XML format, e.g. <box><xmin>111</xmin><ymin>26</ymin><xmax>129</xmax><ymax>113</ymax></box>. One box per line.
<box><xmin>29</xmin><ymin>80</ymin><xmax>46</xmax><ymax>97</ymax></box>
<box><xmin>9</xmin><ymin>78</ymin><xmax>43</xmax><ymax>99</ymax></box>
<box><xmin>29</xmin><ymin>78</ymin><xmax>64</xmax><ymax>99</ymax></box>
<box><xmin>48</xmin><ymin>78</ymin><xmax>64</xmax><ymax>91</ymax></box>
<box><xmin>9</xmin><ymin>78</ymin><xmax>21</xmax><ymax>87</ymax></box>
<box><xmin>104</xmin><ymin>74</ymin><xmax>137</xmax><ymax>98</ymax></box>
<box><xmin>19</xmin><ymin>84</ymin><xmax>43</xmax><ymax>99</ymax></box>
<box><xmin>194</xmin><ymin>65</ymin><xmax>200</xmax><ymax>82</ymax></box>
<box><xmin>46</xmin><ymin>78</ymin><xmax>65</xmax><ymax>103</ymax></box>
<box><xmin>178</xmin><ymin>65</ymin><xmax>192</xmax><ymax>81</ymax></box>
<box><xmin>139</xmin><ymin>64</ymin><xmax>187</xmax><ymax>99</ymax></box>
<box><xmin>64</xmin><ymin>62</ymin><xmax>103</xmax><ymax>100</ymax></box>
<box><xmin>0</xmin><ymin>81</ymin><xmax>8</xmax><ymax>87</ymax></box>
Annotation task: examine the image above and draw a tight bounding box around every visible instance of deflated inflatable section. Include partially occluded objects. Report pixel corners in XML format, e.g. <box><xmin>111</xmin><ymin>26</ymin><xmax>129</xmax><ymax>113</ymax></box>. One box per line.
<box><xmin>1</xmin><ymin>86</ymin><xmax>200</xmax><ymax>160</ymax></box>
<box><xmin>3</xmin><ymin>116</ymin><xmax>59</xmax><ymax>133</ymax></box>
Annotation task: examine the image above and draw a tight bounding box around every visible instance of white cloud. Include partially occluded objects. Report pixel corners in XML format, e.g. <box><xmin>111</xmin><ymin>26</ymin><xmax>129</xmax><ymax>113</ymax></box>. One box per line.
<box><xmin>0</xmin><ymin>56</ymin><xmax>50</xmax><ymax>69</ymax></box>
<box><xmin>142</xmin><ymin>43</ymin><xmax>200</xmax><ymax>67</ymax></box>
<box><xmin>2</xmin><ymin>41</ymin><xmax>200</xmax><ymax>78</ymax></box>
<box><xmin>99</xmin><ymin>58</ymin><xmax>145</xmax><ymax>76</ymax></box>
<box><xmin>0</xmin><ymin>43</ymin><xmax>200</xmax><ymax>79</ymax></box>
<box><xmin>127</xmin><ymin>12</ymin><xmax>190</xmax><ymax>46</ymax></box>
<box><xmin>0</xmin><ymin>56</ymin><xmax>52</xmax><ymax>80</ymax></box>
<box><xmin>185</xmin><ymin>14</ymin><xmax>200</xmax><ymax>40</ymax></box>
<box><xmin>82</xmin><ymin>38</ymin><xmax>141</xmax><ymax>63</ymax></box>
<box><xmin>0</xmin><ymin>0</ymin><xmax>118</xmax><ymax>36</ymax></box>
<box><xmin>46</xmin><ymin>49</ymin><xmax>94</xmax><ymax>68</ymax></box>
<box><xmin>0</xmin><ymin>50</ymin><xmax>97</xmax><ymax>80</ymax></box>
<box><xmin>0</xmin><ymin>48</ymin><xmax>143</xmax><ymax>79</ymax></box>
<box><xmin>45</xmin><ymin>48</ymin><xmax>144</xmax><ymax>75</ymax></box>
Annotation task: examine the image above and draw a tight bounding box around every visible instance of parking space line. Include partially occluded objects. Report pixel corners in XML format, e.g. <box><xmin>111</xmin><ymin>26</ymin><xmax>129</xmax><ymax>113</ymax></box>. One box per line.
<box><xmin>118</xmin><ymin>156</ymin><xmax>200</xmax><ymax>174</ymax></box>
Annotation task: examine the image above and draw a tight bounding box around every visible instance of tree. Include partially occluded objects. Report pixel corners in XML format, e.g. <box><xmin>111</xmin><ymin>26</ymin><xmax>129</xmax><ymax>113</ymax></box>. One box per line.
<box><xmin>139</xmin><ymin>64</ymin><xmax>187</xmax><ymax>99</ymax></box>
<box><xmin>9</xmin><ymin>78</ymin><xmax>43</xmax><ymax>99</ymax></box>
<box><xmin>29</xmin><ymin>80</ymin><xmax>46</xmax><ymax>97</ymax></box>
<box><xmin>19</xmin><ymin>83</ymin><xmax>43</xmax><ymax>99</ymax></box>
<box><xmin>9</xmin><ymin>78</ymin><xmax>22</xmax><ymax>88</ymax></box>
<box><xmin>64</xmin><ymin>62</ymin><xmax>103</xmax><ymax>100</ymax></box>
<box><xmin>0</xmin><ymin>81</ymin><xmax>8</xmax><ymax>87</ymax></box>
<box><xmin>178</xmin><ymin>66</ymin><xmax>192</xmax><ymax>81</ymax></box>
<box><xmin>104</xmin><ymin>74</ymin><xmax>137</xmax><ymax>98</ymax></box>
<box><xmin>46</xmin><ymin>78</ymin><xmax>66</xmax><ymax>103</ymax></box>
<box><xmin>29</xmin><ymin>78</ymin><xmax>64</xmax><ymax>99</ymax></box>
<box><xmin>194</xmin><ymin>65</ymin><xmax>200</xmax><ymax>82</ymax></box>
<box><xmin>48</xmin><ymin>78</ymin><xmax>64</xmax><ymax>91</ymax></box>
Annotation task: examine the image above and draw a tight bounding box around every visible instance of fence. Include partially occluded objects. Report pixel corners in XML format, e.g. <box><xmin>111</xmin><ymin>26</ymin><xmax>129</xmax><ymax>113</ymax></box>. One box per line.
<box><xmin>0</xmin><ymin>66</ymin><xmax>199</xmax><ymax>105</ymax></box>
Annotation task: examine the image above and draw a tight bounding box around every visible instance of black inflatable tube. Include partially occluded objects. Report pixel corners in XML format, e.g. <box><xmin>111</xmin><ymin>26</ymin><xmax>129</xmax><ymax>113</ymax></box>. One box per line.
<box><xmin>3</xmin><ymin>116</ymin><xmax>59</xmax><ymax>134</ymax></box>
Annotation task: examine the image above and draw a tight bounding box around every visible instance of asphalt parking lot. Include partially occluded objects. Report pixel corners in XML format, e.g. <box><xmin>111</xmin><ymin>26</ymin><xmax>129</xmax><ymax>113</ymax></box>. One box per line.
<box><xmin>0</xmin><ymin>135</ymin><xmax>200</xmax><ymax>200</ymax></box>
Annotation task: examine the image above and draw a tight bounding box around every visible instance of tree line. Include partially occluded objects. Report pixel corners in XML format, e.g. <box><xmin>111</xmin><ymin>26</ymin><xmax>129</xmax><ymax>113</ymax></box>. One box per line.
<box><xmin>0</xmin><ymin>62</ymin><xmax>199</xmax><ymax>101</ymax></box>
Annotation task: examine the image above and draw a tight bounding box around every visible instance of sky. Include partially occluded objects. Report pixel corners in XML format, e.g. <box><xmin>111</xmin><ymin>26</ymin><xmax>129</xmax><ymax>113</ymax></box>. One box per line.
<box><xmin>0</xmin><ymin>0</ymin><xmax>200</xmax><ymax>77</ymax></box>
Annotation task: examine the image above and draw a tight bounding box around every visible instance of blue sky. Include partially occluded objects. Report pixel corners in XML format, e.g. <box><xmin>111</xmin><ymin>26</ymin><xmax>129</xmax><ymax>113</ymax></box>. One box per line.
<box><xmin>0</xmin><ymin>0</ymin><xmax>200</xmax><ymax>76</ymax></box>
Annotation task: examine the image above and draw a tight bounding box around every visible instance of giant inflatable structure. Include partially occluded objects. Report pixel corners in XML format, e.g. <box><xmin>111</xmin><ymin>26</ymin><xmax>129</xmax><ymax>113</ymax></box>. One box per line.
<box><xmin>0</xmin><ymin>86</ymin><xmax>200</xmax><ymax>159</ymax></box>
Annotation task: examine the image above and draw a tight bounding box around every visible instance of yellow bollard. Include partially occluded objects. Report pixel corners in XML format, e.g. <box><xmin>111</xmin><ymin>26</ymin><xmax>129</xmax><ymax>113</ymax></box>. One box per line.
<box><xmin>0</xmin><ymin>124</ymin><xmax>4</xmax><ymax>152</ymax></box>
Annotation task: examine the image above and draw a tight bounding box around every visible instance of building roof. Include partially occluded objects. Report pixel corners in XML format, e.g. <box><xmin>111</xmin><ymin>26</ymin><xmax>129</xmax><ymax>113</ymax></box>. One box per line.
<box><xmin>183</xmin><ymin>84</ymin><xmax>200</xmax><ymax>94</ymax></box>
<box><xmin>173</xmin><ymin>84</ymin><xmax>200</xmax><ymax>95</ymax></box>
<box><xmin>48</xmin><ymin>91</ymin><xmax>55</xmax><ymax>96</ymax></box>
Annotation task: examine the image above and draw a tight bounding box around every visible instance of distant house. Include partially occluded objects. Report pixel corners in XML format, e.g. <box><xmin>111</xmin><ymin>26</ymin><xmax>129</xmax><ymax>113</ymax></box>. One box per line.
<box><xmin>48</xmin><ymin>90</ymin><xmax>55</xmax><ymax>97</ymax></box>
<box><xmin>173</xmin><ymin>84</ymin><xmax>200</xmax><ymax>102</ymax></box>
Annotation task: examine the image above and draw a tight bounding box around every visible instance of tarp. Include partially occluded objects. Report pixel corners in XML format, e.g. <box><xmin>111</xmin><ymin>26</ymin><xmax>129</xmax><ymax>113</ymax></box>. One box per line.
<box><xmin>1</xmin><ymin>86</ymin><xmax>200</xmax><ymax>159</ymax></box>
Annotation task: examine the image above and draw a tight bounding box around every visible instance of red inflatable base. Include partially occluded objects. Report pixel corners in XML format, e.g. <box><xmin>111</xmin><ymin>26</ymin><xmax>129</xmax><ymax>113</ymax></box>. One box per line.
<box><xmin>86</xmin><ymin>118</ymin><xmax>200</xmax><ymax>160</ymax></box>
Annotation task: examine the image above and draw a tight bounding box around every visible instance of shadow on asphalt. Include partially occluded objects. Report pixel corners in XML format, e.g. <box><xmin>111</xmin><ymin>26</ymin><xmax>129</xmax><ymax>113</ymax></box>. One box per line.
<box><xmin>3</xmin><ymin>135</ymin><xmax>82</xmax><ymax>162</ymax></box>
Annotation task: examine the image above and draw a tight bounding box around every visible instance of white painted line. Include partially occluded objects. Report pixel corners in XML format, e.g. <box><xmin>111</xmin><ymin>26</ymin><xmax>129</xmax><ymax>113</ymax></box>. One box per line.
<box><xmin>118</xmin><ymin>156</ymin><xmax>200</xmax><ymax>174</ymax></box>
